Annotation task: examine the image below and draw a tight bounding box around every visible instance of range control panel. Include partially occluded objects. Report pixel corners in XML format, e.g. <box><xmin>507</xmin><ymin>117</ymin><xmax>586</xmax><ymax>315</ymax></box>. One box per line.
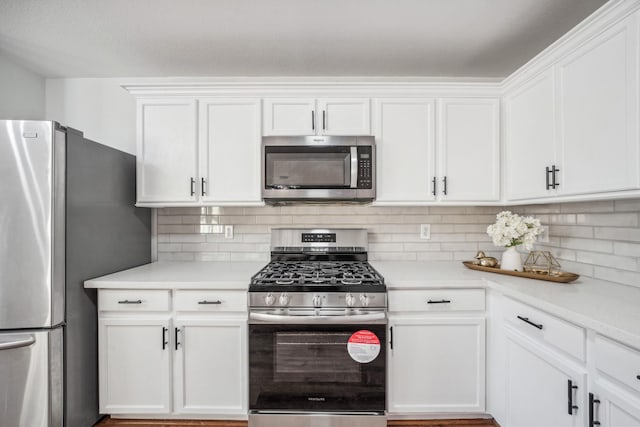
<box><xmin>357</xmin><ymin>146</ymin><xmax>373</xmax><ymax>189</ymax></box>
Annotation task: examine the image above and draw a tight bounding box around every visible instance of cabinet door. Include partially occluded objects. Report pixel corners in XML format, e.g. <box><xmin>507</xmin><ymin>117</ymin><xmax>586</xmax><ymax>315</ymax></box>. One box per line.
<box><xmin>263</xmin><ymin>98</ymin><xmax>316</xmax><ymax>135</ymax></box>
<box><xmin>317</xmin><ymin>98</ymin><xmax>371</xmax><ymax>135</ymax></box>
<box><xmin>98</xmin><ymin>318</ymin><xmax>171</xmax><ymax>414</ymax></box>
<box><xmin>592</xmin><ymin>384</ymin><xmax>640</xmax><ymax>427</ymax></box>
<box><xmin>374</xmin><ymin>99</ymin><xmax>436</xmax><ymax>203</ymax></box>
<box><xmin>199</xmin><ymin>98</ymin><xmax>262</xmax><ymax>204</ymax></box>
<box><xmin>174</xmin><ymin>319</ymin><xmax>247</xmax><ymax>415</ymax></box>
<box><xmin>136</xmin><ymin>99</ymin><xmax>198</xmax><ymax>204</ymax></box>
<box><xmin>388</xmin><ymin>317</ymin><xmax>485</xmax><ymax>413</ymax></box>
<box><xmin>504</xmin><ymin>69</ymin><xmax>557</xmax><ymax>201</ymax></box>
<box><xmin>504</xmin><ymin>326</ymin><xmax>586</xmax><ymax>427</ymax></box>
<box><xmin>557</xmin><ymin>15</ymin><xmax>639</xmax><ymax>196</ymax></box>
<box><xmin>438</xmin><ymin>98</ymin><xmax>500</xmax><ymax>201</ymax></box>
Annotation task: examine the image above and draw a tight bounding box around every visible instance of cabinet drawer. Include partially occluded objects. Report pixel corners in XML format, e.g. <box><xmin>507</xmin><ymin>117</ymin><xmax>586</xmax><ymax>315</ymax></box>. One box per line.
<box><xmin>595</xmin><ymin>335</ymin><xmax>640</xmax><ymax>394</ymax></box>
<box><xmin>503</xmin><ymin>297</ymin><xmax>585</xmax><ymax>361</ymax></box>
<box><xmin>99</xmin><ymin>290</ymin><xmax>170</xmax><ymax>312</ymax></box>
<box><xmin>174</xmin><ymin>290</ymin><xmax>246</xmax><ymax>312</ymax></box>
<box><xmin>388</xmin><ymin>289</ymin><xmax>485</xmax><ymax>312</ymax></box>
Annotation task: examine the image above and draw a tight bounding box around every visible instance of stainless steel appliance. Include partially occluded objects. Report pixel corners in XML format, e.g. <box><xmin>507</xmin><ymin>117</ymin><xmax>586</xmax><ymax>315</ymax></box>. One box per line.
<box><xmin>262</xmin><ymin>136</ymin><xmax>375</xmax><ymax>202</ymax></box>
<box><xmin>248</xmin><ymin>228</ymin><xmax>386</xmax><ymax>427</ymax></box>
<box><xmin>0</xmin><ymin>120</ymin><xmax>151</xmax><ymax>427</ymax></box>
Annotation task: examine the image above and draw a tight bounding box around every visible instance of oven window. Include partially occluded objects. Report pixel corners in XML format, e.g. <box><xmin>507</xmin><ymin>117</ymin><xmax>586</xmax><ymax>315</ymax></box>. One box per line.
<box><xmin>274</xmin><ymin>332</ymin><xmax>360</xmax><ymax>383</ymax></box>
<box><xmin>264</xmin><ymin>147</ymin><xmax>351</xmax><ymax>188</ymax></box>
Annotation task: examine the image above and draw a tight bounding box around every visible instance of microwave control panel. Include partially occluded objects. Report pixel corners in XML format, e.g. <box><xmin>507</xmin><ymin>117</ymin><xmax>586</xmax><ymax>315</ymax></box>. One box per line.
<box><xmin>357</xmin><ymin>146</ymin><xmax>373</xmax><ymax>189</ymax></box>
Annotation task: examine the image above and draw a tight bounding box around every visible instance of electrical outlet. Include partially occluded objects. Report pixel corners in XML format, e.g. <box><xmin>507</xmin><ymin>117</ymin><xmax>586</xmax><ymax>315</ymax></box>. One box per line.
<box><xmin>420</xmin><ymin>224</ymin><xmax>431</xmax><ymax>240</ymax></box>
<box><xmin>538</xmin><ymin>225</ymin><xmax>549</xmax><ymax>243</ymax></box>
<box><xmin>224</xmin><ymin>225</ymin><xmax>234</xmax><ymax>239</ymax></box>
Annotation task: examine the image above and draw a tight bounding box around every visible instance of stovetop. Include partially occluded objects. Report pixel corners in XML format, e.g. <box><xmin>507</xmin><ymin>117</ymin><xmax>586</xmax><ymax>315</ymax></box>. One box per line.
<box><xmin>250</xmin><ymin>260</ymin><xmax>385</xmax><ymax>293</ymax></box>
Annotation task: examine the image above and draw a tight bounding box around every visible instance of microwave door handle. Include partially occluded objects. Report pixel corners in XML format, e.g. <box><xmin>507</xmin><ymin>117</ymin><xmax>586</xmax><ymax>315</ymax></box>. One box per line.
<box><xmin>350</xmin><ymin>146</ymin><xmax>358</xmax><ymax>188</ymax></box>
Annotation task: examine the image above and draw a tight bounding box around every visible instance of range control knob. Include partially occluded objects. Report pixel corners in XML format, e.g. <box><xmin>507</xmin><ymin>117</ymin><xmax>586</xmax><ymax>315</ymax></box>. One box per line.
<box><xmin>345</xmin><ymin>293</ymin><xmax>356</xmax><ymax>307</ymax></box>
<box><xmin>279</xmin><ymin>292</ymin><xmax>290</xmax><ymax>306</ymax></box>
<box><xmin>312</xmin><ymin>294</ymin><xmax>323</xmax><ymax>308</ymax></box>
<box><xmin>359</xmin><ymin>293</ymin><xmax>370</xmax><ymax>308</ymax></box>
<box><xmin>264</xmin><ymin>293</ymin><xmax>275</xmax><ymax>306</ymax></box>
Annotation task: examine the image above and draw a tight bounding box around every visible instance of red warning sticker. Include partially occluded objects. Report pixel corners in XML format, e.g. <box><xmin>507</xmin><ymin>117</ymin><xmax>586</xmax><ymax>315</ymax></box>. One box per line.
<box><xmin>347</xmin><ymin>330</ymin><xmax>381</xmax><ymax>363</ymax></box>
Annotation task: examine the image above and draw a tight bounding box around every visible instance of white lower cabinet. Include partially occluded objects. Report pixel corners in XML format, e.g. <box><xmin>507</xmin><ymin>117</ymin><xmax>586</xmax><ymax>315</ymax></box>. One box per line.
<box><xmin>173</xmin><ymin>319</ymin><xmax>247</xmax><ymax>415</ymax></box>
<box><xmin>98</xmin><ymin>289</ymin><xmax>247</xmax><ymax>419</ymax></box>
<box><xmin>99</xmin><ymin>317</ymin><xmax>172</xmax><ymax>414</ymax></box>
<box><xmin>387</xmin><ymin>288</ymin><xmax>486</xmax><ymax>415</ymax></box>
<box><xmin>504</xmin><ymin>325</ymin><xmax>586</xmax><ymax>427</ymax></box>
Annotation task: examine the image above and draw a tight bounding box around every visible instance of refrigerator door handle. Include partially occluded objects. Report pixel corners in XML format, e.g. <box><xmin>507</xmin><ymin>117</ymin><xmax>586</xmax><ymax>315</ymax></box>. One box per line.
<box><xmin>0</xmin><ymin>334</ymin><xmax>35</xmax><ymax>351</ymax></box>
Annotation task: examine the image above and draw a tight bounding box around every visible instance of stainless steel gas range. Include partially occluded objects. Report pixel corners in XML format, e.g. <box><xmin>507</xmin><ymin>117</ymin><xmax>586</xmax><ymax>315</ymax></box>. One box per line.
<box><xmin>248</xmin><ymin>228</ymin><xmax>387</xmax><ymax>427</ymax></box>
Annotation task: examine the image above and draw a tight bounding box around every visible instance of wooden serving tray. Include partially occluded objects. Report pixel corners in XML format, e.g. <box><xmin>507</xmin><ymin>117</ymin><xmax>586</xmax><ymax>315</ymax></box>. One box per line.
<box><xmin>462</xmin><ymin>261</ymin><xmax>579</xmax><ymax>283</ymax></box>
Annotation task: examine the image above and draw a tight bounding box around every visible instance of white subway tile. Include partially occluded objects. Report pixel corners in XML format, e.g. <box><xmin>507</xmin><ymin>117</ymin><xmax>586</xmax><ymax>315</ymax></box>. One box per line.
<box><xmin>157</xmin><ymin>243</ymin><xmax>182</xmax><ymax>252</ymax></box>
<box><xmin>429</xmin><ymin>233</ymin><xmax>468</xmax><ymax>242</ymax></box>
<box><xmin>256</xmin><ymin>215</ymin><xmax>294</xmax><ymax>224</ymax></box>
<box><xmin>242</xmin><ymin>234</ymin><xmax>271</xmax><ymax>243</ymax></box>
<box><xmin>196</xmin><ymin>225</ymin><xmax>224</xmax><ymax>234</ymax></box>
<box><xmin>559</xmin><ymin>200</ymin><xmax>614</xmax><ymax>213</ymax></box>
<box><xmin>613</xmin><ymin>242</ymin><xmax>640</xmax><ymax>257</ymax></box>
<box><xmin>157</xmin><ymin>215</ymin><xmax>182</xmax><ymax>224</ymax></box>
<box><xmin>235</xmin><ymin>225</ymin><xmax>271</xmax><ymax>234</ymax></box>
<box><xmin>369</xmin><ymin>252</ymin><xmax>417</xmax><ymax>261</ymax></box>
<box><xmin>158</xmin><ymin>225</ymin><xmax>196</xmax><ymax>234</ymax></box>
<box><xmin>181</xmin><ymin>216</ymin><xmax>220</xmax><ymax>225</ymax></box>
<box><xmin>169</xmin><ymin>234</ymin><xmax>206</xmax><ymax>243</ymax></box>
<box><xmin>182</xmin><ymin>243</ymin><xmax>219</xmax><ymax>252</ymax></box>
<box><xmin>560</xmin><ymin>237</ymin><xmax>613</xmax><ymax>253</ymax></box>
<box><xmin>614</xmin><ymin>199</ymin><xmax>640</xmax><ymax>212</ymax></box>
<box><xmin>244</xmin><ymin>206</ymin><xmax>281</xmax><ymax>215</ymax></box>
<box><xmin>577</xmin><ymin>213</ymin><xmax>638</xmax><ymax>227</ymax></box>
<box><xmin>219</xmin><ymin>215</ymin><xmax>257</xmax><ymax>224</ymax></box>
<box><xmin>403</xmin><ymin>242</ymin><xmax>441</xmax><ymax>252</ymax></box>
<box><xmin>194</xmin><ymin>252</ymin><xmax>231</xmax><ymax>261</ymax></box>
<box><xmin>594</xmin><ymin>227</ymin><xmax>640</xmax><ymax>242</ymax></box>
<box><xmin>416</xmin><ymin>252</ymin><xmax>454</xmax><ymax>261</ymax></box>
<box><xmin>158</xmin><ymin>252</ymin><xmax>195</xmax><ymax>261</ymax></box>
<box><xmin>576</xmin><ymin>251</ymin><xmax>637</xmax><ymax>272</ymax></box>
<box><xmin>369</xmin><ymin>243</ymin><xmax>404</xmax><ymax>252</ymax></box>
<box><xmin>548</xmin><ymin>225</ymin><xmax>593</xmax><ymax>238</ymax></box>
<box><xmin>441</xmin><ymin>242</ymin><xmax>479</xmax><ymax>251</ymax></box>
<box><xmin>454</xmin><ymin>224</ymin><xmax>489</xmax><ymax>233</ymax></box>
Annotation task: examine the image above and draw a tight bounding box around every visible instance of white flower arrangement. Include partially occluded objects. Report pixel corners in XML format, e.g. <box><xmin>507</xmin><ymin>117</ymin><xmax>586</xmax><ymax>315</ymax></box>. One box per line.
<box><xmin>486</xmin><ymin>211</ymin><xmax>543</xmax><ymax>250</ymax></box>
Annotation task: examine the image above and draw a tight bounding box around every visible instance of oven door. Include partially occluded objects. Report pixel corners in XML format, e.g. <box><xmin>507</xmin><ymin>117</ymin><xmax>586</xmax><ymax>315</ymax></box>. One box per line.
<box><xmin>249</xmin><ymin>323</ymin><xmax>386</xmax><ymax>413</ymax></box>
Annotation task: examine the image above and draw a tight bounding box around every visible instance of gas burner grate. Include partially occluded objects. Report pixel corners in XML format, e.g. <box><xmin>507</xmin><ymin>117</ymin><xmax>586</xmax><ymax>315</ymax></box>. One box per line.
<box><xmin>251</xmin><ymin>261</ymin><xmax>384</xmax><ymax>288</ymax></box>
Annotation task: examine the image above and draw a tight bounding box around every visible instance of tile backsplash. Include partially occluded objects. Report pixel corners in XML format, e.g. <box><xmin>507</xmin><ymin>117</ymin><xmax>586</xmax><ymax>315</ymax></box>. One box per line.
<box><xmin>157</xmin><ymin>199</ymin><xmax>640</xmax><ymax>288</ymax></box>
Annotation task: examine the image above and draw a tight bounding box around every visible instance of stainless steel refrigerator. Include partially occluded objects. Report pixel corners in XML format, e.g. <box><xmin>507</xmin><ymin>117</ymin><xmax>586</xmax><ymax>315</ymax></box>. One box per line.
<box><xmin>0</xmin><ymin>120</ymin><xmax>151</xmax><ymax>427</ymax></box>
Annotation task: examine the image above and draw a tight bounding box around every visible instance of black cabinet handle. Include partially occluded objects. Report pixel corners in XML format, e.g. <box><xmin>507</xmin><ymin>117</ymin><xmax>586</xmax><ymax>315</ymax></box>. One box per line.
<box><xmin>517</xmin><ymin>315</ymin><xmax>543</xmax><ymax>330</ymax></box>
<box><xmin>162</xmin><ymin>327</ymin><xmax>168</xmax><ymax>350</ymax></box>
<box><xmin>390</xmin><ymin>326</ymin><xmax>393</xmax><ymax>350</ymax></box>
<box><xmin>118</xmin><ymin>299</ymin><xmax>142</xmax><ymax>304</ymax></box>
<box><xmin>432</xmin><ymin>177</ymin><xmax>437</xmax><ymax>196</ymax></box>
<box><xmin>589</xmin><ymin>393</ymin><xmax>601</xmax><ymax>426</ymax></box>
<box><xmin>311</xmin><ymin>111</ymin><xmax>315</xmax><ymax>131</ymax></box>
<box><xmin>546</xmin><ymin>166</ymin><xmax>552</xmax><ymax>190</ymax></box>
<box><xmin>428</xmin><ymin>299</ymin><xmax>451</xmax><ymax>304</ymax></box>
<box><xmin>443</xmin><ymin>176</ymin><xmax>447</xmax><ymax>195</ymax></box>
<box><xmin>567</xmin><ymin>380</ymin><xmax>578</xmax><ymax>415</ymax></box>
<box><xmin>175</xmin><ymin>327</ymin><xmax>181</xmax><ymax>350</ymax></box>
<box><xmin>198</xmin><ymin>300</ymin><xmax>222</xmax><ymax>305</ymax></box>
<box><xmin>190</xmin><ymin>177</ymin><xmax>195</xmax><ymax>196</ymax></box>
<box><xmin>201</xmin><ymin>178</ymin><xmax>206</xmax><ymax>196</ymax></box>
<box><xmin>552</xmin><ymin>165</ymin><xmax>560</xmax><ymax>189</ymax></box>
<box><xmin>322</xmin><ymin>110</ymin><xmax>326</xmax><ymax>130</ymax></box>
<box><xmin>637</xmin><ymin>375</ymin><xmax>640</xmax><ymax>380</ymax></box>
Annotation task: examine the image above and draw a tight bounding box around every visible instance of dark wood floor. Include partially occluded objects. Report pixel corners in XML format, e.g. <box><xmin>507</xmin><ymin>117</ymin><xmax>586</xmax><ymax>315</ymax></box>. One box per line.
<box><xmin>96</xmin><ymin>417</ymin><xmax>499</xmax><ymax>427</ymax></box>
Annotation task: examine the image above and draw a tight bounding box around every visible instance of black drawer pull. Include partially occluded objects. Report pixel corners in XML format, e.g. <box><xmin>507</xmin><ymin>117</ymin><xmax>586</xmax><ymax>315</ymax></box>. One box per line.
<box><xmin>162</xmin><ymin>327</ymin><xmax>168</xmax><ymax>350</ymax></box>
<box><xmin>118</xmin><ymin>299</ymin><xmax>142</xmax><ymax>304</ymax></box>
<box><xmin>428</xmin><ymin>299</ymin><xmax>451</xmax><ymax>304</ymax></box>
<box><xmin>175</xmin><ymin>327</ymin><xmax>181</xmax><ymax>350</ymax></box>
<box><xmin>589</xmin><ymin>393</ymin><xmax>601</xmax><ymax>426</ymax></box>
<box><xmin>198</xmin><ymin>300</ymin><xmax>222</xmax><ymax>305</ymax></box>
<box><xmin>517</xmin><ymin>315</ymin><xmax>543</xmax><ymax>330</ymax></box>
<box><xmin>637</xmin><ymin>375</ymin><xmax>640</xmax><ymax>380</ymax></box>
<box><xmin>567</xmin><ymin>379</ymin><xmax>578</xmax><ymax>415</ymax></box>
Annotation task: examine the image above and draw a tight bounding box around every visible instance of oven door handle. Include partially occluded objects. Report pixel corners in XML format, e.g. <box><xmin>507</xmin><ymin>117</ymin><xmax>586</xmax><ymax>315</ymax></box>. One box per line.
<box><xmin>249</xmin><ymin>312</ymin><xmax>386</xmax><ymax>324</ymax></box>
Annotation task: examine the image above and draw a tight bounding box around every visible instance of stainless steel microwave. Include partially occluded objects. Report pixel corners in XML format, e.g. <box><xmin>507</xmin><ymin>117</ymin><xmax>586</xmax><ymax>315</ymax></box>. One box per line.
<box><xmin>262</xmin><ymin>136</ymin><xmax>376</xmax><ymax>203</ymax></box>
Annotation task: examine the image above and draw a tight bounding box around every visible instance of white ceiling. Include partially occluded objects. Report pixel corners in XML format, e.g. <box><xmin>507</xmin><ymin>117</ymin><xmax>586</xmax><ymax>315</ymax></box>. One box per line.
<box><xmin>0</xmin><ymin>0</ymin><xmax>609</xmax><ymax>79</ymax></box>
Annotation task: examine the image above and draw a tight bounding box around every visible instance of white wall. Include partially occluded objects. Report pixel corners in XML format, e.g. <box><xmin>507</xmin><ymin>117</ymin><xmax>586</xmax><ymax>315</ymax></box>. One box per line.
<box><xmin>45</xmin><ymin>78</ymin><xmax>136</xmax><ymax>154</ymax></box>
<box><xmin>0</xmin><ymin>53</ymin><xmax>45</xmax><ymax>119</ymax></box>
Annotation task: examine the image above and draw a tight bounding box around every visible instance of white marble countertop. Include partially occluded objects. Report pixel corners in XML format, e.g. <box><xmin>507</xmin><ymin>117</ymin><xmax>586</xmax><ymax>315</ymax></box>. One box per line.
<box><xmin>85</xmin><ymin>260</ymin><xmax>640</xmax><ymax>350</ymax></box>
<box><xmin>84</xmin><ymin>261</ymin><xmax>265</xmax><ymax>290</ymax></box>
<box><xmin>372</xmin><ymin>261</ymin><xmax>640</xmax><ymax>350</ymax></box>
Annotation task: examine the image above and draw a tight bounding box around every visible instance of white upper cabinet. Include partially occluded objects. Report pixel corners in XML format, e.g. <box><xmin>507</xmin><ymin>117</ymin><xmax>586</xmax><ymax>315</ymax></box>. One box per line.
<box><xmin>505</xmin><ymin>12</ymin><xmax>640</xmax><ymax>202</ymax></box>
<box><xmin>557</xmin><ymin>14</ymin><xmax>639</xmax><ymax>196</ymax></box>
<box><xmin>374</xmin><ymin>98</ymin><xmax>436</xmax><ymax>203</ymax></box>
<box><xmin>137</xmin><ymin>99</ymin><xmax>198</xmax><ymax>204</ymax></box>
<box><xmin>437</xmin><ymin>98</ymin><xmax>500</xmax><ymax>202</ymax></box>
<box><xmin>136</xmin><ymin>97</ymin><xmax>262</xmax><ymax>206</ymax></box>
<box><xmin>504</xmin><ymin>69</ymin><xmax>558</xmax><ymax>201</ymax></box>
<box><xmin>263</xmin><ymin>98</ymin><xmax>371</xmax><ymax>136</ymax></box>
<box><xmin>198</xmin><ymin>98</ymin><xmax>262</xmax><ymax>204</ymax></box>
